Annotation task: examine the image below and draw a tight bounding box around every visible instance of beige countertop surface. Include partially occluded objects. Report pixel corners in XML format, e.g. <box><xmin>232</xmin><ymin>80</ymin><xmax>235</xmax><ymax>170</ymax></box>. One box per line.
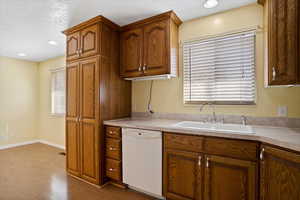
<box><xmin>104</xmin><ymin>118</ymin><xmax>300</xmax><ymax>152</ymax></box>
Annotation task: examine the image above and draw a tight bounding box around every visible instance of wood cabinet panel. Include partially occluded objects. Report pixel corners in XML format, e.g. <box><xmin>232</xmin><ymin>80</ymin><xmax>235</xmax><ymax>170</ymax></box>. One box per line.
<box><xmin>66</xmin><ymin>32</ymin><xmax>80</xmax><ymax>61</ymax></box>
<box><xmin>79</xmin><ymin>57</ymin><xmax>100</xmax><ymax>184</ymax></box>
<box><xmin>106</xmin><ymin>126</ymin><xmax>121</xmax><ymax>139</ymax></box>
<box><xmin>80</xmin><ymin>58</ymin><xmax>99</xmax><ymax>119</ymax></box>
<box><xmin>120</xmin><ymin>28</ymin><xmax>143</xmax><ymax>77</ymax></box>
<box><xmin>143</xmin><ymin>20</ymin><xmax>169</xmax><ymax>76</ymax></box>
<box><xmin>204</xmin><ymin>155</ymin><xmax>257</xmax><ymax>200</ymax></box>
<box><xmin>204</xmin><ymin>137</ymin><xmax>259</xmax><ymax>161</ymax></box>
<box><xmin>106</xmin><ymin>138</ymin><xmax>121</xmax><ymax>160</ymax></box>
<box><xmin>268</xmin><ymin>0</ymin><xmax>299</xmax><ymax>85</ymax></box>
<box><xmin>164</xmin><ymin>149</ymin><xmax>202</xmax><ymax>200</ymax></box>
<box><xmin>66</xmin><ymin>62</ymin><xmax>80</xmax><ymax>177</ymax></box>
<box><xmin>80</xmin><ymin>122</ymin><xmax>99</xmax><ymax>184</ymax></box>
<box><xmin>66</xmin><ymin>121</ymin><xmax>80</xmax><ymax>176</ymax></box>
<box><xmin>164</xmin><ymin>133</ymin><xmax>204</xmax><ymax>153</ymax></box>
<box><xmin>260</xmin><ymin>145</ymin><xmax>300</xmax><ymax>200</ymax></box>
<box><xmin>106</xmin><ymin>158</ymin><xmax>122</xmax><ymax>181</ymax></box>
<box><xmin>80</xmin><ymin>24</ymin><xmax>99</xmax><ymax>58</ymax></box>
<box><xmin>66</xmin><ymin>63</ymin><xmax>79</xmax><ymax>118</ymax></box>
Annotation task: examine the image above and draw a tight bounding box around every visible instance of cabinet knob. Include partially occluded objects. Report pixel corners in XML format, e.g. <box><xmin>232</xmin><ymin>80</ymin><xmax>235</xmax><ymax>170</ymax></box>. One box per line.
<box><xmin>206</xmin><ymin>157</ymin><xmax>210</xmax><ymax>168</ymax></box>
<box><xmin>198</xmin><ymin>156</ymin><xmax>202</xmax><ymax>166</ymax></box>
<box><xmin>260</xmin><ymin>148</ymin><xmax>265</xmax><ymax>161</ymax></box>
<box><xmin>108</xmin><ymin>168</ymin><xmax>115</xmax><ymax>171</ymax></box>
<box><xmin>142</xmin><ymin>65</ymin><xmax>147</xmax><ymax>72</ymax></box>
<box><xmin>109</xmin><ymin>147</ymin><xmax>116</xmax><ymax>151</ymax></box>
<box><xmin>272</xmin><ymin>67</ymin><xmax>276</xmax><ymax>81</ymax></box>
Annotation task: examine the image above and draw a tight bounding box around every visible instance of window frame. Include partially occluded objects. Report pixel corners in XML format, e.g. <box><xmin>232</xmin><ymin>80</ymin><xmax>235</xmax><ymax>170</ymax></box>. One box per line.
<box><xmin>182</xmin><ymin>29</ymin><xmax>257</xmax><ymax>106</ymax></box>
<box><xmin>50</xmin><ymin>67</ymin><xmax>66</xmax><ymax>117</ymax></box>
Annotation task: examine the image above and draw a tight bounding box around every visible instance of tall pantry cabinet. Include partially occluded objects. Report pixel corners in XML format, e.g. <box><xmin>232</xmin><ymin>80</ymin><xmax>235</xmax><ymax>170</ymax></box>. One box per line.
<box><xmin>63</xmin><ymin>16</ymin><xmax>131</xmax><ymax>185</ymax></box>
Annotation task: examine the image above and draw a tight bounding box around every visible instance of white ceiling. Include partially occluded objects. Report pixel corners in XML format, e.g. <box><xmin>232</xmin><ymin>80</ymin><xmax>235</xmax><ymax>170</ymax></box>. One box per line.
<box><xmin>0</xmin><ymin>0</ymin><xmax>256</xmax><ymax>62</ymax></box>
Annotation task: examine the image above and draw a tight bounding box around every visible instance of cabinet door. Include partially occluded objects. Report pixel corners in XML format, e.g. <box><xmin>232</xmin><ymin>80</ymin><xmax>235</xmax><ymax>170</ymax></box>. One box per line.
<box><xmin>164</xmin><ymin>149</ymin><xmax>202</xmax><ymax>200</ymax></box>
<box><xmin>204</xmin><ymin>155</ymin><xmax>257</xmax><ymax>200</ymax></box>
<box><xmin>80</xmin><ymin>24</ymin><xmax>99</xmax><ymax>58</ymax></box>
<box><xmin>260</xmin><ymin>146</ymin><xmax>300</xmax><ymax>200</ymax></box>
<box><xmin>79</xmin><ymin>57</ymin><xmax>100</xmax><ymax>184</ymax></box>
<box><xmin>268</xmin><ymin>0</ymin><xmax>299</xmax><ymax>85</ymax></box>
<box><xmin>66</xmin><ymin>62</ymin><xmax>80</xmax><ymax>176</ymax></box>
<box><xmin>66</xmin><ymin>32</ymin><xmax>80</xmax><ymax>61</ymax></box>
<box><xmin>120</xmin><ymin>28</ymin><xmax>143</xmax><ymax>77</ymax></box>
<box><xmin>143</xmin><ymin>20</ymin><xmax>169</xmax><ymax>76</ymax></box>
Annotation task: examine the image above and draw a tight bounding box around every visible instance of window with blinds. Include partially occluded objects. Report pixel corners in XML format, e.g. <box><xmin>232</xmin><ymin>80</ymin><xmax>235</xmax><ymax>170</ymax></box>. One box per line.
<box><xmin>183</xmin><ymin>30</ymin><xmax>256</xmax><ymax>105</ymax></box>
<box><xmin>51</xmin><ymin>69</ymin><xmax>66</xmax><ymax>115</ymax></box>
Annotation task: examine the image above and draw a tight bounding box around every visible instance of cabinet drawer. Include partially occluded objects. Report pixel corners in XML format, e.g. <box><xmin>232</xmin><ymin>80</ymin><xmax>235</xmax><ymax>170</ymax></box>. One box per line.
<box><xmin>164</xmin><ymin>133</ymin><xmax>204</xmax><ymax>152</ymax></box>
<box><xmin>106</xmin><ymin>138</ymin><xmax>121</xmax><ymax>160</ymax></box>
<box><xmin>105</xmin><ymin>159</ymin><xmax>121</xmax><ymax>181</ymax></box>
<box><xmin>204</xmin><ymin>137</ymin><xmax>259</xmax><ymax>161</ymax></box>
<box><xmin>106</xmin><ymin>126</ymin><xmax>121</xmax><ymax>139</ymax></box>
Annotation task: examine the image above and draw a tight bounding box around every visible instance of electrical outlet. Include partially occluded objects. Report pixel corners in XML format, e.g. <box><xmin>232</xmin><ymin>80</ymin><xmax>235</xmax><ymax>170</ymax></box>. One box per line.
<box><xmin>277</xmin><ymin>106</ymin><xmax>288</xmax><ymax>117</ymax></box>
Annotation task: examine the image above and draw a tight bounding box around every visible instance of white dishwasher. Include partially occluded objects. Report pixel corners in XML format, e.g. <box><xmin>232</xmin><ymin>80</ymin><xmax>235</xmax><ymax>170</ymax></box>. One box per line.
<box><xmin>122</xmin><ymin>128</ymin><xmax>163</xmax><ymax>199</ymax></box>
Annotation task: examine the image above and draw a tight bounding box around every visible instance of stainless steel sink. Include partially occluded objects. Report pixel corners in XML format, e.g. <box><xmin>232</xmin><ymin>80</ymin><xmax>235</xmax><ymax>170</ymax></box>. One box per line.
<box><xmin>173</xmin><ymin>121</ymin><xmax>254</xmax><ymax>134</ymax></box>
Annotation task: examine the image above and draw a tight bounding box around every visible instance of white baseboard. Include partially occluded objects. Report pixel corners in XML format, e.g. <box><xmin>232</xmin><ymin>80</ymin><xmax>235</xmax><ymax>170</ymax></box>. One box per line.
<box><xmin>0</xmin><ymin>140</ymin><xmax>65</xmax><ymax>150</ymax></box>
<box><xmin>38</xmin><ymin>140</ymin><xmax>65</xmax><ymax>150</ymax></box>
<box><xmin>0</xmin><ymin>140</ymin><xmax>40</xmax><ymax>150</ymax></box>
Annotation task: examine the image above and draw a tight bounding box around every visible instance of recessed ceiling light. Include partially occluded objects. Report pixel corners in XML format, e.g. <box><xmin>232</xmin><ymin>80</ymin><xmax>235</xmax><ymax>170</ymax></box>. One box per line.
<box><xmin>203</xmin><ymin>0</ymin><xmax>219</xmax><ymax>8</ymax></box>
<box><xmin>48</xmin><ymin>40</ymin><xmax>58</xmax><ymax>46</ymax></box>
<box><xmin>17</xmin><ymin>53</ymin><xmax>26</xmax><ymax>57</ymax></box>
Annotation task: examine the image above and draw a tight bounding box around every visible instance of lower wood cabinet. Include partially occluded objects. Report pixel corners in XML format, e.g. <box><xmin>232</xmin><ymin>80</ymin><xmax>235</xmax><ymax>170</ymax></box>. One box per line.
<box><xmin>204</xmin><ymin>155</ymin><xmax>257</xmax><ymax>200</ymax></box>
<box><xmin>164</xmin><ymin>133</ymin><xmax>258</xmax><ymax>200</ymax></box>
<box><xmin>260</xmin><ymin>145</ymin><xmax>300</xmax><ymax>200</ymax></box>
<box><xmin>104</xmin><ymin>126</ymin><xmax>123</xmax><ymax>184</ymax></box>
<box><xmin>164</xmin><ymin>149</ymin><xmax>202</xmax><ymax>200</ymax></box>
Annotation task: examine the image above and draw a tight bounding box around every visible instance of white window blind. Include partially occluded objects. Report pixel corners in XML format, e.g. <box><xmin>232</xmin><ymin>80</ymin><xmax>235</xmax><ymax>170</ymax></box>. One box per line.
<box><xmin>183</xmin><ymin>30</ymin><xmax>256</xmax><ymax>105</ymax></box>
<box><xmin>51</xmin><ymin>69</ymin><xmax>66</xmax><ymax>115</ymax></box>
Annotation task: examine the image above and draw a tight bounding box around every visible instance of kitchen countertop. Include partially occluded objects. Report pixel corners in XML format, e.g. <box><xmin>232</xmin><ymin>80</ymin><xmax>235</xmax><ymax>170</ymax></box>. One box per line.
<box><xmin>104</xmin><ymin>118</ymin><xmax>300</xmax><ymax>152</ymax></box>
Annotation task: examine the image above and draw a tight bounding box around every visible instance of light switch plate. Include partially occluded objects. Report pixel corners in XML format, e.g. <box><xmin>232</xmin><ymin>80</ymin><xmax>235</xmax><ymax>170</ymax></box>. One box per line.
<box><xmin>277</xmin><ymin>106</ymin><xmax>288</xmax><ymax>117</ymax></box>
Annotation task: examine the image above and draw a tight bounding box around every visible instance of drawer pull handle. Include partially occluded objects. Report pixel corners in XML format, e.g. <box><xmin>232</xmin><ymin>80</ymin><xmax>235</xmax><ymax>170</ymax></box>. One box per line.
<box><xmin>260</xmin><ymin>148</ymin><xmax>265</xmax><ymax>161</ymax></box>
<box><xmin>206</xmin><ymin>157</ymin><xmax>210</xmax><ymax>168</ymax></box>
<box><xmin>198</xmin><ymin>156</ymin><xmax>202</xmax><ymax>166</ymax></box>
<box><xmin>109</xmin><ymin>147</ymin><xmax>116</xmax><ymax>151</ymax></box>
<box><xmin>272</xmin><ymin>67</ymin><xmax>276</xmax><ymax>81</ymax></box>
<box><xmin>108</xmin><ymin>168</ymin><xmax>115</xmax><ymax>172</ymax></box>
<box><xmin>109</xmin><ymin>131</ymin><xmax>114</xmax><ymax>135</ymax></box>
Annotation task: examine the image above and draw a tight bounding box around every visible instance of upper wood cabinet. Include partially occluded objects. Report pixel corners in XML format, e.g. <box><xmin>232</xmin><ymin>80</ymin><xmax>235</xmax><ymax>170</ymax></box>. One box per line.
<box><xmin>66</xmin><ymin>32</ymin><xmax>81</xmax><ymax>61</ymax></box>
<box><xmin>143</xmin><ymin>20</ymin><xmax>169</xmax><ymax>76</ymax></box>
<box><xmin>120</xmin><ymin>28</ymin><xmax>143</xmax><ymax>77</ymax></box>
<box><xmin>80</xmin><ymin>24</ymin><xmax>100</xmax><ymax>58</ymax></box>
<box><xmin>120</xmin><ymin>11</ymin><xmax>182</xmax><ymax>78</ymax></box>
<box><xmin>66</xmin><ymin>25</ymin><xmax>99</xmax><ymax>61</ymax></box>
<box><xmin>266</xmin><ymin>0</ymin><xmax>300</xmax><ymax>85</ymax></box>
<box><xmin>260</xmin><ymin>145</ymin><xmax>300</xmax><ymax>200</ymax></box>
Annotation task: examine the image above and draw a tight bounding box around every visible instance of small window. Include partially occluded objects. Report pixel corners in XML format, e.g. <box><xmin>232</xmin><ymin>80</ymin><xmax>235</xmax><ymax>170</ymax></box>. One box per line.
<box><xmin>51</xmin><ymin>68</ymin><xmax>66</xmax><ymax>115</ymax></box>
<box><xmin>183</xmin><ymin>30</ymin><xmax>256</xmax><ymax>105</ymax></box>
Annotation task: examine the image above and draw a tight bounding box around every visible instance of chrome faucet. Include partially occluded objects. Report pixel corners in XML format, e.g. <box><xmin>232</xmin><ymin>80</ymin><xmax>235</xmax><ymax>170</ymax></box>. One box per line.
<box><xmin>241</xmin><ymin>115</ymin><xmax>247</xmax><ymax>126</ymax></box>
<box><xmin>200</xmin><ymin>103</ymin><xmax>217</xmax><ymax>123</ymax></box>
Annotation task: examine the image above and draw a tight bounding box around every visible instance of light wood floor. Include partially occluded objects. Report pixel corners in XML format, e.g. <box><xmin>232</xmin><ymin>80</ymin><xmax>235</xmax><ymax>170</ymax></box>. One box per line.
<box><xmin>0</xmin><ymin>143</ymin><xmax>156</xmax><ymax>200</ymax></box>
